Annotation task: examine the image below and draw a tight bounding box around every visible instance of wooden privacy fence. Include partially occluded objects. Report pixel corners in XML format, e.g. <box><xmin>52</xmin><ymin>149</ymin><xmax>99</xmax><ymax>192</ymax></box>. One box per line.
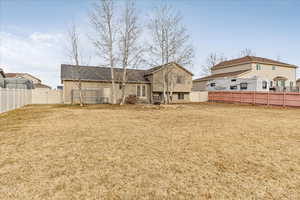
<box><xmin>209</xmin><ymin>91</ymin><xmax>300</xmax><ymax>107</ymax></box>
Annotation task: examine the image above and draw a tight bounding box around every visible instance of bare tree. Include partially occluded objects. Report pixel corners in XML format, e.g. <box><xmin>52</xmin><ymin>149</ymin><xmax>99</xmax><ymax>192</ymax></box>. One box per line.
<box><xmin>90</xmin><ymin>0</ymin><xmax>117</xmax><ymax>104</ymax></box>
<box><xmin>147</xmin><ymin>5</ymin><xmax>194</xmax><ymax>103</ymax></box>
<box><xmin>240</xmin><ymin>48</ymin><xmax>256</xmax><ymax>57</ymax></box>
<box><xmin>119</xmin><ymin>0</ymin><xmax>144</xmax><ymax>105</ymax></box>
<box><xmin>201</xmin><ymin>53</ymin><xmax>227</xmax><ymax>76</ymax></box>
<box><xmin>66</xmin><ymin>23</ymin><xmax>85</xmax><ymax>106</ymax></box>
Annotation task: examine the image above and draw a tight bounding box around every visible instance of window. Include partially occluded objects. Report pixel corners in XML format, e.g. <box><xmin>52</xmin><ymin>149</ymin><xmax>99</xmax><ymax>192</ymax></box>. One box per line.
<box><xmin>231</xmin><ymin>79</ymin><xmax>237</xmax><ymax>82</ymax></box>
<box><xmin>210</xmin><ymin>83</ymin><xmax>216</xmax><ymax>87</ymax></box>
<box><xmin>137</xmin><ymin>85</ymin><xmax>146</xmax><ymax>97</ymax></box>
<box><xmin>272</xmin><ymin>66</ymin><xmax>276</xmax><ymax>70</ymax></box>
<box><xmin>270</xmin><ymin>81</ymin><xmax>273</xmax><ymax>87</ymax></box>
<box><xmin>240</xmin><ymin>82</ymin><xmax>248</xmax><ymax>90</ymax></box>
<box><xmin>178</xmin><ymin>93</ymin><xmax>184</xmax><ymax>100</ymax></box>
<box><xmin>142</xmin><ymin>85</ymin><xmax>146</xmax><ymax>96</ymax></box>
<box><xmin>290</xmin><ymin>81</ymin><xmax>293</xmax><ymax>87</ymax></box>
<box><xmin>262</xmin><ymin>81</ymin><xmax>268</xmax><ymax>89</ymax></box>
<box><xmin>256</xmin><ymin>64</ymin><xmax>262</xmax><ymax>70</ymax></box>
<box><xmin>137</xmin><ymin>85</ymin><xmax>141</xmax><ymax>97</ymax></box>
<box><xmin>230</xmin><ymin>85</ymin><xmax>237</xmax><ymax>90</ymax></box>
<box><xmin>176</xmin><ymin>76</ymin><xmax>184</xmax><ymax>84</ymax></box>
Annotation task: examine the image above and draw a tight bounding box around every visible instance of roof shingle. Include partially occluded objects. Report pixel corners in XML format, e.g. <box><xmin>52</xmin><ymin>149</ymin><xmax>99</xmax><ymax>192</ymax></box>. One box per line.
<box><xmin>212</xmin><ymin>56</ymin><xmax>297</xmax><ymax>70</ymax></box>
<box><xmin>61</xmin><ymin>65</ymin><xmax>150</xmax><ymax>83</ymax></box>
<box><xmin>193</xmin><ymin>69</ymin><xmax>250</xmax><ymax>82</ymax></box>
<box><xmin>61</xmin><ymin>62</ymin><xmax>193</xmax><ymax>83</ymax></box>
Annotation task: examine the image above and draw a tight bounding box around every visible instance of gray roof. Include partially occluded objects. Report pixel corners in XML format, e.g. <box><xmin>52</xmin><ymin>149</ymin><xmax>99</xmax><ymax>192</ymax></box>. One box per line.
<box><xmin>145</xmin><ymin>62</ymin><xmax>193</xmax><ymax>76</ymax></box>
<box><xmin>61</xmin><ymin>64</ymin><xmax>150</xmax><ymax>83</ymax></box>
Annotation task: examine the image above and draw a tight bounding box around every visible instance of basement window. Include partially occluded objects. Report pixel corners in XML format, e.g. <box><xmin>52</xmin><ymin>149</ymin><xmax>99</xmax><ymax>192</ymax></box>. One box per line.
<box><xmin>262</xmin><ymin>81</ymin><xmax>268</xmax><ymax>89</ymax></box>
<box><xmin>230</xmin><ymin>85</ymin><xmax>237</xmax><ymax>90</ymax></box>
<box><xmin>240</xmin><ymin>83</ymin><xmax>248</xmax><ymax>90</ymax></box>
<box><xmin>178</xmin><ymin>93</ymin><xmax>184</xmax><ymax>100</ymax></box>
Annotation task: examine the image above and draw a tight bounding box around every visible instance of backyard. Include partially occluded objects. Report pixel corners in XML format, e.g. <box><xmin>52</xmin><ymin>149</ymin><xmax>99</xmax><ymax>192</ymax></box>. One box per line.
<box><xmin>0</xmin><ymin>103</ymin><xmax>299</xmax><ymax>199</ymax></box>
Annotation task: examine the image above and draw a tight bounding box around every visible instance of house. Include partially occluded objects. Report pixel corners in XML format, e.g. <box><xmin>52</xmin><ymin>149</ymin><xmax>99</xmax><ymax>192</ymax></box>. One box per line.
<box><xmin>0</xmin><ymin>68</ymin><xmax>5</xmax><ymax>78</ymax></box>
<box><xmin>5</xmin><ymin>73</ymin><xmax>51</xmax><ymax>90</ymax></box>
<box><xmin>61</xmin><ymin>62</ymin><xmax>193</xmax><ymax>104</ymax></box>
<box><xmin>193</xmin><ymin>56</ymin><xmax>298</xmax><ymax>91</ymax></box>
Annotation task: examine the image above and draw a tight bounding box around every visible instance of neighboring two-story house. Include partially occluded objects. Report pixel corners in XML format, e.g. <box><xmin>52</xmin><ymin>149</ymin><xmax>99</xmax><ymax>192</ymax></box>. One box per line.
<box><xmin>193</xmin><ymin>56</ymin><xmax>298</xmax><ymax>91</ymax></box>
<box><xmin>5</xmin><ymin>73</ymin><xmax>51</xmax><ymax>90</ymax></box>
<box><xmin>61</xmin><ymin>62</ymin><xmax>193</xmax><ymax>104</ymax></box>
<box><xmin>0</xmin><ymin>68</ymin><xmax>5</xmax><ymax>78</ymax></box>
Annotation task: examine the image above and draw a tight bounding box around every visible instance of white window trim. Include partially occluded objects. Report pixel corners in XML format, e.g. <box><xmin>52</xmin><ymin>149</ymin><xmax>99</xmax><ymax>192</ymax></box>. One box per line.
<box><xmin>136</xmin><ymin>84</ymin><xmax>147</xmax><ymax>98</ymax></box>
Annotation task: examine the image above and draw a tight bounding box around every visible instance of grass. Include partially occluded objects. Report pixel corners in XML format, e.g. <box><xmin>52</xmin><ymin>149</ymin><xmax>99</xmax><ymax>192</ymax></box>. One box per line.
<box><xmin>0</xmin><ymin>103</ymin><xmax>299</xmax><ymax>199</ymax></box>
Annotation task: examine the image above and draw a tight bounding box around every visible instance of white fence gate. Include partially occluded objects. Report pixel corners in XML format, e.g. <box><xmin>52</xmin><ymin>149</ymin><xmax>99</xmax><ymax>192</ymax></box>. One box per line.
<box><xmin>0</xmin><ymin>88</ymin><xmax>32</xmax><ymax>113</ymax></box>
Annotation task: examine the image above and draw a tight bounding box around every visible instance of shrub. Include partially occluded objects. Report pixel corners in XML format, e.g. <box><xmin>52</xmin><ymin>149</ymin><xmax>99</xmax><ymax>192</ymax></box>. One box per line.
<box><xmin>126</xmin><ymin>95</ymin><xmax>138</xmax><ymax>104</ymax></box>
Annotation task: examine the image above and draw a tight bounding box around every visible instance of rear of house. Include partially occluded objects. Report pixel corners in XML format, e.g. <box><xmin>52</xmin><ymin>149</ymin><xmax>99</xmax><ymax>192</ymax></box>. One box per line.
<box><xmin>61</xmin><ymin>62</ymin><xmax>193</xmax><ymax>104</ymax></box>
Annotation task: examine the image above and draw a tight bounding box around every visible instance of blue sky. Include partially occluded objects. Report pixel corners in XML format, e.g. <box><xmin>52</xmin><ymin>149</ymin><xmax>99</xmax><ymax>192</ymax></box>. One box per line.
<box><xmin>0</xmin><ymin>0</ymin><xmax>299</xmax><ymax>87</ymax></box>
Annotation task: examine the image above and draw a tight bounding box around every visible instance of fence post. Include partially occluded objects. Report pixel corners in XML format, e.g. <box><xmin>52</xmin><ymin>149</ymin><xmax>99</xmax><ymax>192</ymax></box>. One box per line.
<box><xmin>267</xmin><ymin>92</ymin><xmax>270</xmax><ymax>106</ymax></box>
<box><xmin>253</xmin><ymin>92</ymin><xmax>256</xmax><ymax>105</ymax></box>
<box><xmin>6</xmin><ymin>88</ymin><xmax>9</xmax><ymax>112</ymax></box>
<box><xmin>240</xmin><ymin>92</ymin><xmax>242</xmax><ymax>103</ymax></box>
<box><xmin>283</xmin><ymin>92</ymin><xmax>286</xmax><ymax>107</ymax></box>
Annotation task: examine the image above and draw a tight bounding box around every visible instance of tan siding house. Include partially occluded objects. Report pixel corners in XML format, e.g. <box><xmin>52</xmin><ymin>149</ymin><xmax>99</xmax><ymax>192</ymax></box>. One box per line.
<box><xmin>193</xmin><ymin>56</ymin><xmax>298</xmax><ymax>91</ymax></box>
<box><xmin>5</xmin><ymin>72</ymin><xmax>51</xmax><ymax>89</ymax></box>
<box><xmin>61</xmin><ymin>62</ymin><xmax>193</xmax><ymax>104</ymax></box>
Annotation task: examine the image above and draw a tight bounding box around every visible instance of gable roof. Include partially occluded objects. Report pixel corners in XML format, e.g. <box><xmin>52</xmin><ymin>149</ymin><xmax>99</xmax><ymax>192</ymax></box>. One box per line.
<box><xmin>193</xmin><ymin>69</ymin><xmax>250</xmax><ymax>82</ymax></box>
<box><xmin>61</xmin><ymin>64</ymin><xmax>150</xmax><ymax>83</ymax></box>
<box><xmin>145</xmin><ymin>62</ymin><xmax>193</xmax><ymax>76</ymax></box>
<box><xmin>61</xmin><ymin>62</ymin><xmax>193</xmax><ymax>83</ymax></box>
<box><xmin>34</xmin><ymin>83</ymin><xmax>52</xmax><ymax>89</ymax></box>
<box><xmin>5</xmin><ymin>73</ymin><xmax>41</xmax><ymax>82</ymax></box>
<box><xmin>212</xmin><ymin>56</ymin><xmax>297</xmax><ymax>70</ymax></box>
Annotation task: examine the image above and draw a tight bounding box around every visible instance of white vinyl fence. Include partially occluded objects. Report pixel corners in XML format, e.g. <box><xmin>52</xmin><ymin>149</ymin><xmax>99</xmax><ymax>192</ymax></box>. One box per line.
<box><xmin>190</xmin><ymin>91</ymin><xmax>208</xmax><ymax>102</ymax></box>
<box><xmin>0</xmin><ymin>88</ymin><xmax>32</xmax><ymax>113</ymax></box>
<box><xmin>32</xmin><ymin>89</ymin><xmax>63</xmax><ymax>104</ymax></box>
<box><xmin>0</xmin><ymin>88</ymin><xmax>63</xmax><ymax>114</ymax></box>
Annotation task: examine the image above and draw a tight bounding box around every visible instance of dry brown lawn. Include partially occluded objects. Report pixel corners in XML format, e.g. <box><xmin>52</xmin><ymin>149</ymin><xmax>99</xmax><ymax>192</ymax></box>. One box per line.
<box><xmin>0</xmin><ymin>103</ymin><xmax>299</xmax><ymax>200</ymax></box>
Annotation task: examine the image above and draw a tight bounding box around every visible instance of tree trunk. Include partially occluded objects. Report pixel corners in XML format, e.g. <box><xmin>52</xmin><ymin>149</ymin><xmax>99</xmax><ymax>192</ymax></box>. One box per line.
<box><xmin>79</xmin><ymin>79</ymin><xmax>83</xmax><ymax>107</ymax></box>
<box><xmin>120</xmin><ymin>68</ymin><xmax>127</xmax><ymax>105</ymax></box>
